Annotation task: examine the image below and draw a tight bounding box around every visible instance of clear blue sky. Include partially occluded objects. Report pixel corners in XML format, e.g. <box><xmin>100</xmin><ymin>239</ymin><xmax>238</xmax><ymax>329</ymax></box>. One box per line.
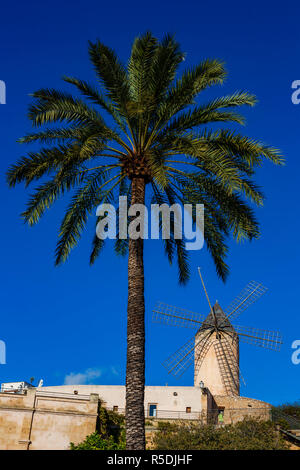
<box><xmin>0</xmin><ymin>0</ymin><xmax>299</xmax><ymax>405</ymax></box>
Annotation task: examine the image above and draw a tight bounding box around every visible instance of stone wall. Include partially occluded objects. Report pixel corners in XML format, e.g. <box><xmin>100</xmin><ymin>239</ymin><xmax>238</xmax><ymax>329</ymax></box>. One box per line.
<box><xmin>211</xmin><ymin>395</ymin><xmax>271</xmax><ymax>425</ymax></box>
<box><xmin>0</xmin><ymin>389</ymin><xmax>98</xmax><ymax>450</ymax></box>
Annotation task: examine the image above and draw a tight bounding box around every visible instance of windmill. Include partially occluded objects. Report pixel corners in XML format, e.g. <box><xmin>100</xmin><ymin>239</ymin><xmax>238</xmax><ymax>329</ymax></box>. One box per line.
<box><xmin>152</xmin><ymin>268</ymin><xmax>283</xmax><ymax>396</ymax></box>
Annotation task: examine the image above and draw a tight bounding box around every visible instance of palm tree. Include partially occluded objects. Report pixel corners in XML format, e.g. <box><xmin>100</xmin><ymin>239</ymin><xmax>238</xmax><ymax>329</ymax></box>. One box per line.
<box><xmin>7</xmin><ymin>33</ymin><xmax>283</xmax><ymax>449</ymax></box>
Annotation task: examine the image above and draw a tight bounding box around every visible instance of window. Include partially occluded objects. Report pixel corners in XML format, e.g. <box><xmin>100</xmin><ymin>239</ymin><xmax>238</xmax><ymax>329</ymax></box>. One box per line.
<box><xmin>148</xmin><ymin>404</ymin><xmax>157</xmax><ymax>417</ymax></box>
<box><xmin>113</xmin><ymin>406</ymin><xmax>118</xmax><ymax>412</ymax></box>
<box><xmin>186</xmin><ymin>407</ymin><xmax>191</xmax><ymax>413</ymax></box>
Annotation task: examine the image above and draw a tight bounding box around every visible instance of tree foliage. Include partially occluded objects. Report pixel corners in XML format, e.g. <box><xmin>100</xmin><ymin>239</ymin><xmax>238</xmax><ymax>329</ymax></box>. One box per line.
<box><xmin>272</xmin><ymin>401</ymin><xmax>300</xmax><ymax>430</ymax></box>
<box><xmin>153</xmin><ymin>418</ymin><xmax>288</xmax><ymax>450</ymax></box>
<box><xmin>274</xmin><ymin>401</ymin><xmax>300</xmax><ymax>420</ymax></box>
<box><xmin>70</xmin><ymin>406</ymin><xmax>125</xmax><ymax>450</ymax></box>
<box><xmin>7</xmin><ymin>32</ymin><xmax>284</xmax><ymax>283</ymax></box>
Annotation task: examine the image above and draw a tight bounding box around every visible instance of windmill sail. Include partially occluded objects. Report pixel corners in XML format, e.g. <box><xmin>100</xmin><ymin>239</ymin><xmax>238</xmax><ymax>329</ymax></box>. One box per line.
<box><xmin>214</xmin><ymin>337</ymin><xmax>240</xmax><ymax>395</ymax></box>
<box><xmin>222</xmin><ymin>281</ymin><xmax>268</xmax><ymax>324</ymax></box>
<box><xmin>221</xmin><ymin>333</ymin><xmax>246</xmax><ymax>386</ymax></box>
<box><xmin>153</xmin><ymin>272</ymin><xmax>282</xmax><ymax>396</ymax></box>
<box><xmin>163</xmin><ymin>331</ymin><xmax>212</xmax><ymax>377</ymax></box>
<box><xmin>194</xmin><ymin>334</ymin><xmax>215</xmax><ymax>381</ymax></box>
<box><xmin>233</xmin><ymin>325</ymin><xmax>283</xmax><ymax>351</ymax></box>
<box><xmin>152</xmin><ymin>301</ymin><xmax>205</xmax><ymax>329</ymax></box>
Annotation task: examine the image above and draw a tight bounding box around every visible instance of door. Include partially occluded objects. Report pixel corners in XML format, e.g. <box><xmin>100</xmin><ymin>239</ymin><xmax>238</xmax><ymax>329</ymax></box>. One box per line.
<box><xmin>148</xmin><ymin>404</ymin><xmax>157</xmax><ymax>417</ymax></box>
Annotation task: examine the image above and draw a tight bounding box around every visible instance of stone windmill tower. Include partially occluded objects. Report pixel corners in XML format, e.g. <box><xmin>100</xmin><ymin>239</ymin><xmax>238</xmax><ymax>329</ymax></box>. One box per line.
<box><xmin>193</xmin><ymin>301</ymin><xmax>239</xmax><ymax>396</ymax></box>
<box><xmin>153</xmin><ymin>269</ymin><xmax>282</xmax><ymax>396</ymax></box>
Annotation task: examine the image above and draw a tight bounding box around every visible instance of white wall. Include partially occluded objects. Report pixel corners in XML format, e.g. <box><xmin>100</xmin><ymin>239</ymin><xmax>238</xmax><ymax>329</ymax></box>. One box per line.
<box><xmin>42</xmin><ymin>385</ymin><xmax>203</xmax><ymax>419</ymax></box>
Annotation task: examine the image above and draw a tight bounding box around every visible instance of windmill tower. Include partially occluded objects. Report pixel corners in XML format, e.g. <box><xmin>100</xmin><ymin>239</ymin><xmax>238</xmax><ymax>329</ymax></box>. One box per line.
<box><xmin>153</xmin><ymin>269</ymin><xmax>282</xmax><ymax>397</ymax></box>
<box><xmin>193</xmin><ymin>301</ymin><xmax>240</xmax><ymax>395</ymax></box>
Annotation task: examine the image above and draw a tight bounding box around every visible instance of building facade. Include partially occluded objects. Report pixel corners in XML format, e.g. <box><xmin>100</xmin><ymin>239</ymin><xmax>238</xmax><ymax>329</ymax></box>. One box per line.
<box><xmin>0</xmin><ymin>382</ymin><xmax>271</xmax><ymax>449</ymax></box>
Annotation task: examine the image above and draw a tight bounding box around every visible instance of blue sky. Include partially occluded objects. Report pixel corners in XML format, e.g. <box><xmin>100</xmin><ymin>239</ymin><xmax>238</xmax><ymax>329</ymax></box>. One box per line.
<box><xmin>0</xmin><ymin>0</ymin><xmax>299</xmax><ymax>406</ymax></box>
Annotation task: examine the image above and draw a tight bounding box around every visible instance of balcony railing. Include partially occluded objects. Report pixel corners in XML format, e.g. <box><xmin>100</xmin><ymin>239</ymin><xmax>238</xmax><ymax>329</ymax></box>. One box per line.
<box><xmin>106</xmin><ymin>407</ymin><xmax>271</xmax><ymax>422</ymax></box>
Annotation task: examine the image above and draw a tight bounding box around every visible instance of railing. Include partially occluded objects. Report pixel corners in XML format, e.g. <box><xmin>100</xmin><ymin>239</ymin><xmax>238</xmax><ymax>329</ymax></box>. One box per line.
<box><xmin>271</xmin><ymin>409</ymin><xmax>300</xmax><ymax>444</ymax></box>
<box><xmin>106</xmin><ymin>407</ymin><xmax>271</xmax><ymax>422</ymax></box>
<box><xmin>36</xmin><ymin>390</ymin><xmax>92</xmax><ymax>400</ymax></box>
<box><xmin>0</xmin><ymin>389</ymin><xmax>27</xmax><ymax>395</ymax></box>
<box><xmin>0</xmin><ymin>389</ymin><xmax>93</xmax><ymax>400</ymax></box>
<box><xmin>107</xmin><ymin>407</ymin><xmax>203</xmax><ymax>420</ymax></box>
<box><xmin>271</xmin><ymin>409</ymin><xmax>300</xmax><ymax>430</ymax></box>
<box><xmin>146</xmin><ymin>410</ymin><xmax>203</xmax><ymax>420</ymax></box>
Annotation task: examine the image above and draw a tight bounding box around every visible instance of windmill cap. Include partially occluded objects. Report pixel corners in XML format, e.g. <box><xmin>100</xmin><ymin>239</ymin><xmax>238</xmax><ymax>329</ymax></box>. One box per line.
<box><xmin>200</xmin><ymin>302</ymin><xmax>235</xmax><ymax>331</ymax></box>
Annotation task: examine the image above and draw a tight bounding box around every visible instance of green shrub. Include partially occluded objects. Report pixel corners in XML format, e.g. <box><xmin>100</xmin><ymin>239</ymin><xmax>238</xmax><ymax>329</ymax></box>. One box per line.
<box><xmin>273</xmin><ymin>402</ymin><xmax>300</xmax><ymax>420</ymax></box>
<box><xmin>70</xmin><ymin>432</ymin><xmax>125</xmax><ymax>450</ymax></box>
<box><xmin>70</xmin><ymin>405</ymin><xmax>125</xmax><ymax>450</ymax></box>
<box><xmin>153</xmin><ymin>417</ymin><xmax>288</xmax><ymax>450</ymax></box>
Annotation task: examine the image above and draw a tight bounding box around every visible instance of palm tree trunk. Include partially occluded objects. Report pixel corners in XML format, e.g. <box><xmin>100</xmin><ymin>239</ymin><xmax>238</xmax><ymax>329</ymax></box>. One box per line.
<box><xmin>125</xmin><ymin>176</ymin><xmax>146</xmax><ymax>450</ymax></box>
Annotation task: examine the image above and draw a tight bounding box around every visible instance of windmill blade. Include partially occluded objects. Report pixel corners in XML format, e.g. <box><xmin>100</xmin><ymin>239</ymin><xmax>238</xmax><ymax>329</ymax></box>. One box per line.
<box><xmin>222</xmin><ymin>281</ymin><xmax>268</xmax><ymax>324</ymax></box>
<box><xmin>152</xmin><ymin>301</ymin><xmax>206</xmax><ymax>329</ymax></box>
<box><xmin>198</xmin><ymin>267</ymin><xmax>217</xmax><ymax>326</ymax></box>
<box><xmin>194</xmin><ymin>333</ymin><xmax>216</xmax><ymax>380</ymax></box>
<box><xmin>163</xmin><ymin>331</ymin><xmax>212</xmax><ymax>377</ymax></box>
<box><xmin>221</xmin><ymin>333</ymin><xmax>246</xmax><ymax>386</ymax></box>
<box><xmin>233</xmin><ymin>324</ymin><xmax>283</xmax><ymax>351</ymax></box>
<box><xmin>214</xmin><ymin>336</ymin><xmax>240</xmax><ymax>395</ymax></box>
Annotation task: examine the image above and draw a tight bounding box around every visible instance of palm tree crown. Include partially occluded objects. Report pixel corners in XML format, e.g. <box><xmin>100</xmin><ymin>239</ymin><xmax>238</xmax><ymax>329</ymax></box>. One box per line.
<box><xmin>7</xmin><ymin>33</ymin><xmax>283</xmax><ymax>281</ymax></box>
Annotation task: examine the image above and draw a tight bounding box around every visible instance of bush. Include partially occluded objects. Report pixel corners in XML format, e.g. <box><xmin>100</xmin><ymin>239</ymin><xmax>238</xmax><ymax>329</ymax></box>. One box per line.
<box><xmin>153</xmin><ymin>418</ymin><xmax>288</xmax><ymax>450</ymax></box>
<box><xmin>273</xmin><ymin>402</ymin><xmax>300</xmax><ymax>420</ymax></box>
<box><xmin>70</xmin><ymin>432</ymin><xmax>125</xmax><ymax>450</ymax></box>
<box><xmin>70</xmin><ymin>405</ymin><xmax>125</xmax><ymax>450</ymax></box>
<box><xmin>272</xmin><ymin>402</ymin><xmax>300</xmax><ymax>430</ymax></box>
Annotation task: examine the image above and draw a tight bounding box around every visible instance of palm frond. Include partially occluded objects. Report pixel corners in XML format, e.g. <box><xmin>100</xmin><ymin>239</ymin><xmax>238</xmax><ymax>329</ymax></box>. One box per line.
<box><xmin>7</xmin><ymin>144</ymin><xmax>87</xmax><ymax>188</ymax></box>
<box><xmin>28</xmin><ymin>88</ymin><xmax>106</xmax><ymax>128</ymax></box>
<box><xmin>56</xmin><ymin>168</ymin><xmax>123</xmax><ymax>265</ymax></box>
<box><xmin>148</xmin><ymin>33</ymin><xmax>184</xmax><ymax>103</ymax></box>
<box><xmin>17</xmin><ymin>124</ymin><xmax>100</xmax><ymax>145</ymax></box>
<box><xmin>21</xmin><ymin>166</ymin><xmax>85</xmax><ymax>225</ymax></box>
<box><xmin>88</xmin><ymin>40</ymin><xmax>130</xmax><ymax>115</ymax></box>
<box><xmin>128</xmin><ymin>32</ymin><xmax>158</xmax><ymax>106</ymax></box>
<box><xmin>63</xmin><ymin>76</ymin><xmax>127</xmax><ymax>133</ymax></box>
